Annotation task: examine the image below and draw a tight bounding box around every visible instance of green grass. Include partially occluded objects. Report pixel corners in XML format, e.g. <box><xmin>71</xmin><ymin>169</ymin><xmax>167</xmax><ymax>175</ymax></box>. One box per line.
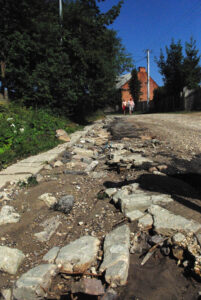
<box><xmin>0</xmin><ymin>104</ymin><xmax>83</xmax><ymax>170</ymax></box>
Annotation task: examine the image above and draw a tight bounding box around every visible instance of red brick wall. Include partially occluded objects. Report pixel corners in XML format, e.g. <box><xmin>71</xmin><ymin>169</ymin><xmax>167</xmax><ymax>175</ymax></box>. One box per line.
<box><xmin>121</xmin><ymin>67</ymin><xmax>158</xmax><ymax>103</ymax></box>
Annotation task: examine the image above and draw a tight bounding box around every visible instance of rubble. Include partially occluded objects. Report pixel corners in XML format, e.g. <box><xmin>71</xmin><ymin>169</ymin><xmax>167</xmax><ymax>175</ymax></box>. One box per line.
<box><xmin>0</xmin><ymin>246</ymin><xmax>25</xmax><ymax>275</ymax></box>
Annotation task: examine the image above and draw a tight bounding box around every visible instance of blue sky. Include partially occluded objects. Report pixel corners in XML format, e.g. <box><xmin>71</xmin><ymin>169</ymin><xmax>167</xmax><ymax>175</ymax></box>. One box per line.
<box><xmin>98</xmin><ymin>0</ymin><xmax>201</xmax><ymax>86</ymax></box>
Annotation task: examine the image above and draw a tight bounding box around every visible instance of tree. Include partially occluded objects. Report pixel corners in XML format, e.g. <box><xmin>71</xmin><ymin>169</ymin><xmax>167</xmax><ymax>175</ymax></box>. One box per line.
<box><xmin>183</xmin><ymin>37</ymin><xmax>201</xmax><ymax>89</ymax></box>
<box><xmin>129</xmin><ymin>68</ymin><xmax>141</xmax><ymax>103</ymax></box>
<box><xmin>0</xmin><ymin>0</ymin><xmax>133</xmax><ymax>119</ymax></box>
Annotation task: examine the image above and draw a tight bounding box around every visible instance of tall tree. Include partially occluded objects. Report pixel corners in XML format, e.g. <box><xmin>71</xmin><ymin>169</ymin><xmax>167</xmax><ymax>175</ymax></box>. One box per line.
<box><xmin>183</xmin><ymin>37</ymin><xmax>201</xmax><ymax>89</ymax></box>
<box><xmin>129</xmin><ymin>68</ymin><xmax>141</xmax><ymax>103</ymax></box>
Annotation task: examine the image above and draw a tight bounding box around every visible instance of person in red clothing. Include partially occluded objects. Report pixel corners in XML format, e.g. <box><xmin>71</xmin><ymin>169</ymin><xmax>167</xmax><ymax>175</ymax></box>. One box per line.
<box><xmin>122</xmin><ymin>100</ymin><xmax>127</xmax><ymax>115</ymax></box>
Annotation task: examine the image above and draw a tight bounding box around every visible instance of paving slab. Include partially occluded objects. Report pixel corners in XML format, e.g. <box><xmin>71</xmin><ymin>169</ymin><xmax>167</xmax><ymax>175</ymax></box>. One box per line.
<box><xmin>149</xmin><ymin>205</ymin><xmax>201</xmax><ymax>235</ymax></box>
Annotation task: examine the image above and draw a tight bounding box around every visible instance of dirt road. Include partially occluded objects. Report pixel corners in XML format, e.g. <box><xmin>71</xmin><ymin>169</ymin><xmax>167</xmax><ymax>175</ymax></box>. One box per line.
<box><xmin>0</xmin><ymin>114</ymin><xmax>201</xmax><ymax>300</ymax></box>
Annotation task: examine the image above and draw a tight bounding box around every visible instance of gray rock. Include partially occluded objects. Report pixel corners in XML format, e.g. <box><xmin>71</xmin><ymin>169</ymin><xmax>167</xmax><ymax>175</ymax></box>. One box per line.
<box><xmin>112</xmin><ymin>189</ymin><xmax>129</xmax><ymax>204</ymax></box>
<box><xmin>151</xmin><ymin>194</ymin><xmax>173</xmax><ymax>205</ymax></box>
<box><xmin>71</xmin><ymin>278</ymin><xmax>104</xmax><ymax>296</ymax></box>
<box><xmin>0</xmin><ymin>246</ymin><xmax>25</xmax><ymax>275</ymax></box>
<box><xmin>100</xmin><ymin>225</ymin><xmax>130</xmax><ymax>287</ymax></box>
<box><xmin>63</xmin><ymin>170</ymin><xmax>86</xmax><ymax>175</ymax></box>
<box><xmin>38</xmin><ymin>193</ymin><xmax>57</xmax><ymax>208</ymax></box>
<box><xmin>148</xmin><ymin>205</ymin><xmax>201</xmax><ymax>235</ymax></box>
<box><xmin>54</xmin><ymin>195</ymin><xmax>74</xmax><ymax>214</ymax></box>
<box><xmin>73</xmin><ymin>147</ymin><xmax>94</xmax><ymax>157</ymax></box>
<box><xmin>43</xmin><ymin>247</ymin><xmax>60</xmax><ymax>263</ymax></box>
<box><xmin>138</xmin><ymin>214</ymin><xmax>153</xmax><ymax>228</ymax></box>
<box><xmin>81</xmin><ymin>157</ymin><xmax>93</xmax><ymax>164</ymax></box>
<box><xmin>105</xmin><ymin>260</ymin><xmax>129</xmax><ymax>287</ymax></box>
<box><xmin>125</xmin><ymin>210</ymin><xmax>144</xmax><ymax>221</ymax></box>
<box><xmin>89</xmin><ymin>172</ymin><xmax>107</xmax><ymax>179</ymax></box>
<box><xmin>34</xmin><ymin>216</ymin><xmax>61</xmax><ymax>242</ymax></box>
<box><xmin>85</xmin><ymin>161</ymin><xmax>99</xmax><ymax>173</ymax></box>
<box><xmin>13</xmin><ymin>264</ymin><xmax>58</xmax><ymax>300</ymax></box>
<box><xmin>56</xmin><ymin>236</ymin><xmax>100</xmax><ymax>272</ymax></box>
<box><xmin>0</xmin><ymin>289</ymin><xmax>12</xmax><ymax>300</ymax></box>
<box><xmin>105</xmin><ymin>188</ymin><xmax>117</xmax><ymax>198</ymax></box>
<box><xmin>120</xmin><ymin>194</ymin><xmax>152</xmax><ymax>214</ymax></box>
<box><xmin>0</xmin><ymin>205</ymin><xmax>20</xmax><ymax>226</ymax></box>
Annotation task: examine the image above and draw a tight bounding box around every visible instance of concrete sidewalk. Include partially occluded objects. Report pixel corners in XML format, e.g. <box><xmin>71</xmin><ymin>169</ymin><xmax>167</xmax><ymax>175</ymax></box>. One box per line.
<box><xmin>0</xmin><ymin>125</ymin><xmax>94</xmax><ymax>189</ymax></box>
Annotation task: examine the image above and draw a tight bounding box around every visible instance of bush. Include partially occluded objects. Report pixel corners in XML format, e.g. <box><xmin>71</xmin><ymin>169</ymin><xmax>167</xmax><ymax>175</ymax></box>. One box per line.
<box><xmin>0</xmin><ymin>104</ymin><xmax>82</xmax><ymax>169</ymax></box>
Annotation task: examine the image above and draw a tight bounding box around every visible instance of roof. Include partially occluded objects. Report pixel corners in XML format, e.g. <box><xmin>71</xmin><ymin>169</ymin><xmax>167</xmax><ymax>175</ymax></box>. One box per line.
<box><xmin>116</xmin><ymin>73</ymin><xmax>131</xmax><ymax>89</ymax></box>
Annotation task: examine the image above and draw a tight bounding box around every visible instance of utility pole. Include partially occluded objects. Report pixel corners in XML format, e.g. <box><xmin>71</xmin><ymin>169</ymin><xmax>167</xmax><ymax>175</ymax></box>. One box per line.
<box><xmin>146</xmin><ymin>49</ymin><xmax>150</xmax><ymax>110</ymax></box>
<box><xmin>59</xmin><ymin>0</ymin><xmax>63</xmax><ymax>20</ymax></box>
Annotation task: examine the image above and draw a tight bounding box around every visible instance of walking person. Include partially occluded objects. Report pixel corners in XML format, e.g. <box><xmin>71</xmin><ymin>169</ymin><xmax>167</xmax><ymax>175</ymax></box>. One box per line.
<box><xmin>128</xmin><ymin>98</ymin><xmax>135</xmax><ymax>115</ymax></box>
<box><xmin>122</xmin><ymin>100</ymin><xmax>127</xmax><ymax>115</ymax></box>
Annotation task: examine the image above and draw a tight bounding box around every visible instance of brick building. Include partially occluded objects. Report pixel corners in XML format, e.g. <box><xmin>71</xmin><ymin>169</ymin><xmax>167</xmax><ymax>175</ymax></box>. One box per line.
<box><xmin>116</xmin><ymin>67</ymin><xmax>158</xmax><ymax>104</ymax></box>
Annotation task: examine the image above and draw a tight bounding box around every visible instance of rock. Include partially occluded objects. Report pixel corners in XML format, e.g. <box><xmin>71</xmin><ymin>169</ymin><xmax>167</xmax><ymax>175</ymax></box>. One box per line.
<box><xmin>73</xmin><ymin>147</ymin><xmax>94</xmax><ymax>158</ymax></box>
<box><xmin>56</xmin><ymin>236</ymin><xmax>100</xmax><ymax>272</ymax></box>
<box><xmin>100</xmin><ymin>289</ymin><xmax>118</xmax><ymax>300</ymax></box>
<box><xmin>105</xmin><ymin>188</ymin><xmax>117</xmax><ymax>198</ymax></box>
<box><xmin>157</xmin><ymin>165</ymin><xmax>168</xmax><ymax>171</ymax></box>
<box><xmin>85</xmin><ymin>161</ymin><xmax>99</xmax><ymax>172</ymax></box>
<box><xmin>130</xmin><ymin>232</ymin><xmax>150</xmax><ymax>254</ymax></box>
<box><xmin>140</xmin><ymin>135</ymin><xmax>152</xmax><ymax>141</ymax></box>
<box><xmin>89</xmin><ymin>172</ymin><xmax>107</xmax><ymax>179</ymax></box>
<box><xmin>43</xmin><ymin>247</ymin><xmax>60</xmax><ymax>263</ymax></box>
<box><xmin>81</xmin><ymin>157</ymin><xmax>93</xmax><ymax>164</ymax></box>
<box><xmin>54</xmin><ymin>195</ymin><xmax>74</xmax><ymax>214</ymax></box>
<box><xmin>172</xmin><ymin>246</ymin><xmax>184</xmax><ymax>261</ymax></box>
<box><xmin>61</xmin><ymin>151</ymin><xmax>72</xmax><ymax>163</ymax></box>
<box><xmin>100</xmin><ymin>225</ymin><xmax>130</xmax><ymax>287</ymax></box>
<box><xmin>0</xmin><ymin>289</ymin><xmax>12</xmax><ymax>300</ymax></box>
<box><xmin>0</xmin><ymin>205</ymin><xmax>20</xmax><ymax>226</ymax></box>
<box><xmin>148</xmin><ymin>205</ymin><xmax>201</xmax><ymax>235</ymax></box>
<box><xmin>172</xmin><ymin>233</ymin><xmax>186</xmax><ymax>244</ymax></box>
<box><xmin>0</xmin><ymin>246</ymin><xmax>25</xmax><ymax>275</ymax></box>
<box><xmin>35</xmin><ymin>174</ymin><xmax>43</xmax><ymax>183</ymax></box>
<box><xmin>43</xmin><ymin>164</ymin><xmax>52</xmax><ymax>170</ymax></box>
<box><xmin>56</xmin><ymin>129</ymin><xmax>70</xmax><ymax>142</ymax></box>
<box><xmin>53</xmin><ymin>160</ymin><xmax>63</xmax><ymax>168</ymax></box>
<box><xmin>112</xmin><ymin>189</ymin><xmax>129</xmax><ymax>205</ymax></box>
<box><xmin>125</xmin><ymin>210</ymin><xmax>144</xmax><ymax>221</ymax></box>
<box><xmin>34</xmin><ymin>216</ymin><xmax>61</xmax><ymax>242</ymax></box>
<box><xmin>13</xmin><ymin>264</ymin><xmax>58</xmax><ymax>300</ymax></box>
<box><xmin>196</xmin><ymin>233</ymin><xmax>201</xmax><ymax>246</ymax></box>
<box><xmin>149</xmin><ymin>167</ymin><xmax>158</xmax><ymax>173</ymax></box>
<box><xmin>63</xmin><ymin>170</ymin><xmax>86</xmax><ymax>175</ymax></box>
<box><xmin>71</xmin><ymin>278</ymin><xmax>105</xmax><ymax>296</ymax></box>
<box><xmin>151</xmin><ymin>194</ymin><xmax>173</xmax><ymax>205</ymax></box>
<box><xmin>120</xmin><ymin>194</ymin><xmax>152</xmax><ymax>215</ymax></box>
<box><xmin>138</xmin><ymin>214</ymin><xmax>153</xmax><ymax>228</ymax></box>
<box><xmin>38</xmin><ymin>193</ymin><xmax>57</xmax><ymax>208</ymax></box>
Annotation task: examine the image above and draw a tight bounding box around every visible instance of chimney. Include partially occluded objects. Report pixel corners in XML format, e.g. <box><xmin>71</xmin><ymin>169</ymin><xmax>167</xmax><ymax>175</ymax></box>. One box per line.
<box><xmin>138</xmin><ymin>67</ymin><xmax>146</xmax><ymax>73</ymax></box>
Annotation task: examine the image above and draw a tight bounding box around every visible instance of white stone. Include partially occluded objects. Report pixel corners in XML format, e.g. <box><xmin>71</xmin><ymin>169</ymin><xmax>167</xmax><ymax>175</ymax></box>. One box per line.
<box><xmin>38</xmin><ymin>193</ymin><xmax>57</xmax><ymax>208</ymax></box>
<box><xmin>0</xmin><ymin>246</ymin><xmax>25</xmax><ymax>275</ymax></box>
<box><xmin>138</xmin><ymin>214</ymin><xmax>153</xmax><ymax>228</ymax></box>
<box><xmin>0</xmin><ymin>205</ymin><xmax>20</xmax><ymax>225</ymax></box>
<box><xmin>43</xmin><ymin>247</ymin><xmax>60</xmax><ymax>263</ymax></box>
<box><xmin>151</xmin><ymin>194</ymin><xmax>173</xmax><ymax>205</ymax></box>
<box><xmin>13</xmin><ymin>264</ymin><xmax>58</xmax><ymax>300</ymax></box>
<box><xmin>1</xmin><ymin>289</ymin><xmax>12</xmax><ymax>300</ymax></box>
<box><xmin>148</xmin><ymin>205</ymin><xmax>201</xmax><ymax>235</ymax></box>
<box><xmin>34</xmin><ymin>216</ymin><xmax>61</xmax><ymax>242</ymax></box>
<box><xmin>120</xmin><ymin>194</ymin><xmax>152</xmax><ymax>214</ymax></box>
<box><xmin>112</xmin><ymin>189</ymin><xmax>129</xmax><ymax>204</ymax></box>
<box><xmin>56</xmin><ymin>236</ymin><xmax>100</xmax><ymax>272</ymax></box>
<box><xmin>72</xmin><ymin>147</ymin><xmax>94</xmax><ymax>157</ymax></box>
<box><xmin>125</xmin><ymin>210</ymin><xmax>144</xmax><ymax>221</ymax></box>
<box><xmin>105</xmin><ymin>188</ymin><xmax>117</xmax><ymax>198</ymax></box>
<box><xmin>100</xmin><ymin>225</ymin><xmax>130</xmax><ymax>286</ymax></box>
<box><xmin>172</xmin><ymin>233</ymin><xmax>186</xmax><ymax>244</ymax></box>
<box><xmin>53</xmin><ymin>160</ymin><xmax>63</xmax><ymax>168</ymax></box>
<box><xmin>85</xmin><ymin>160</ymin><xmax>99</xmax><ymax>172</ymax></box>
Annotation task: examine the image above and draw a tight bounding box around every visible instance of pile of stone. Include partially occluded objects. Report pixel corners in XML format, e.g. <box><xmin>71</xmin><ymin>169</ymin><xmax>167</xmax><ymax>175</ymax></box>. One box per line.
<box><xmin>106</xmin><ymin>145</ymin><xmax>153</xmax><ymax>172</ymax></box>
<box><xmin>9</xmin><ymin>224</ymin><xmax>129</xmax><ymax>300</ymax></box>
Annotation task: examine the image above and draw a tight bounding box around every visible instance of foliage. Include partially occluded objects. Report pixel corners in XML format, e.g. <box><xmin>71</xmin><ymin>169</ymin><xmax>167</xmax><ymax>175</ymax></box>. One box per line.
<box><xmin>0</xmin><ymin>0</ymin><xmax>133</xmax><ymax>119</ymax></box>
<box><xmin>155</xmin><ymin>37</ymin><xmax>201</xmax><ymax>111</ymax></box>
<box><xmin>0</xmin><ymin>104</ymin><xmax>82</xmax><ymax>169</ymax></box>
<box><xmin>183</xmin><ymin>37</ymin><xmax>201</xmax><ymax>89</ymax></box>
<box><xmin>17</xmin><ymin>176</ymin><xmax>38</xmax><ymax>188</ymax></box>
<box><xmin>129</xmin><ymin>68</ymin><xmax>142</xmax><ymax>103</ymax></box>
